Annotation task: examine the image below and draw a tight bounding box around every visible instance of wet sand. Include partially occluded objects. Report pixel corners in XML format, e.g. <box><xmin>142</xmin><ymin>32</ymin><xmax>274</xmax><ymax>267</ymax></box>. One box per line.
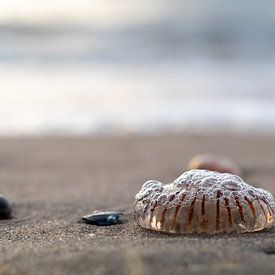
<box><xmin>0</xmin><ymin>135</ymin><xmax>275</xmax><ymax>275</ymax></box>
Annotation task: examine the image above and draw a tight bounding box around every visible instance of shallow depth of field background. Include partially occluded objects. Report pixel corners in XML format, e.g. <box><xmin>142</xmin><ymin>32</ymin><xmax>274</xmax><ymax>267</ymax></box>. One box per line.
<box><xmin>1</xmin><ymin>0</ymin><xmax>275</xmax><ymax>136</ymax></box>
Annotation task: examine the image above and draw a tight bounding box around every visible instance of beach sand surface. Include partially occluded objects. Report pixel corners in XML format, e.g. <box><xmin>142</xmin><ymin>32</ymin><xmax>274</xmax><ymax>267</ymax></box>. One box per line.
<box><xmin>0</xmin><ymin>135</ymin><xmax>275</xmax><ymax>275</ymax></box>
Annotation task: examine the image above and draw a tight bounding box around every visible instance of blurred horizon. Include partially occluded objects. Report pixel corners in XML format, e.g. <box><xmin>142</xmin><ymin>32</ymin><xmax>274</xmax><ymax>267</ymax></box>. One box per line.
<box><xmin>1</xmin><ymin>0</ymin><xmax>275</xmax><ymax>136</ymax></box>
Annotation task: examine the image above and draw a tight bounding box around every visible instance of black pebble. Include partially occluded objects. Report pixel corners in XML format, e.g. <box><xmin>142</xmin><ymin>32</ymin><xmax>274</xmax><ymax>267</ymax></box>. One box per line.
<box><xmin>82</xmin><ymin>211</ymin><xmax>122</xmax><ymax>226</ymax></box>
<box><xmin>0</xmin><ymin>195</ymin><xmax>12</xmax><ymax>219</ymax></box>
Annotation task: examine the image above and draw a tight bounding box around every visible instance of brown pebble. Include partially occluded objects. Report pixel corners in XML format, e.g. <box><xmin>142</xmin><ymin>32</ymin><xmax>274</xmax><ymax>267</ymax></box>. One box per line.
<box><xmin>187</xmin><ymin>154</ymin><xmax>242</xmax><ymax>176</ymax></box>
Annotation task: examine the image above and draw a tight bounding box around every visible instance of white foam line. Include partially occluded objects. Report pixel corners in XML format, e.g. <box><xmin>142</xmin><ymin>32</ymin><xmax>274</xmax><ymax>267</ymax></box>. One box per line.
<box><xmin>0</xmin><ymin>63</ymin><xmax>274</xmax><ymax>136</ymax></box>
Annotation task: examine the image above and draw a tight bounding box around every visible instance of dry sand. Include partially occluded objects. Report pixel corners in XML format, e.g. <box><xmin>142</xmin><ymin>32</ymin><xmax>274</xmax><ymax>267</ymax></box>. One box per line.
<box><xmin>0</xmin><ymin>135</ymin><xmax>275</xmax><ymax>275</ymax></box>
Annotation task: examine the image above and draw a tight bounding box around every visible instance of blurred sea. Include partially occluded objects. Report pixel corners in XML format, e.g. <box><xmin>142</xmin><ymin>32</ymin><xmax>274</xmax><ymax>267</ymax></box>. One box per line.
<box><xmin>1</xmin><ymin>0</ymin><xmax>275</xmax><ymax>136</ymax></box>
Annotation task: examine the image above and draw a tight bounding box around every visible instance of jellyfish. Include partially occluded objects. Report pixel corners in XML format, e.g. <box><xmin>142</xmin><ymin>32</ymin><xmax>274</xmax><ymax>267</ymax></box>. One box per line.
<box><xmin>134</xmin><ymin>170</ymin><xmax>274</xmax><ymax>234</ymax></box>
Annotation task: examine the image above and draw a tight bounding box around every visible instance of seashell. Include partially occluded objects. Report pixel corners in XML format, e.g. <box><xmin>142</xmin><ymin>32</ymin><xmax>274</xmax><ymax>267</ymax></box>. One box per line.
<box><xmin>134</xmin><ymin>170</ymin><xmax>275</xmax><ymax>234</ymax></box>
<box><xmin>82</xmin><ymin>211</ymin><xmax>122</xmax><ymax>226</ymax></box>
<box><xmin>0</xmin><ymin>195</ymin><xmax>12</xmax><ymax>219</ymax></box>
<box><xmin>187</xmin><ymin>154</ymin><xmax>242</xmax><ymax>176</ymax></box>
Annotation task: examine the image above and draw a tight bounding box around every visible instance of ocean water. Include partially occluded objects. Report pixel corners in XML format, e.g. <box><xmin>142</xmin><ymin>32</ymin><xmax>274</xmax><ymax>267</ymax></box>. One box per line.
<box><xmin>0</xmin><ymin>0</ymin><xmax>275</xmax><ymax>136</ymax></box>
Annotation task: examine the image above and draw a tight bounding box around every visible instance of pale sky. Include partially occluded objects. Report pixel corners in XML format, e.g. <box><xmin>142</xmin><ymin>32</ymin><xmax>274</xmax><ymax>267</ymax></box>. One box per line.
<box><xmin>0</xmin><ymin>0</ymin><xmax>172</xmax><ymax>26</ymax></box>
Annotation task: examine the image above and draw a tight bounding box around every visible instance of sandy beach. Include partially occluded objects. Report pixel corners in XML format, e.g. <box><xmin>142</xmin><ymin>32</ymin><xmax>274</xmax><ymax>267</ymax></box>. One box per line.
<box><xmin>0</xmin><ymin>135</ymin><xmax>275</xmax><ymax>274</ymax></box>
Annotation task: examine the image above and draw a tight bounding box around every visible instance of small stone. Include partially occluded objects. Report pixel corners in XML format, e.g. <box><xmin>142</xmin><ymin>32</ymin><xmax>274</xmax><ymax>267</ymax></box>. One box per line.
<box><xmin>0</xmin><ymin>195</ymin><xmax>12</xmax><ymax>219</ymax></box>
<box><xmin>82</xmin><ymin>211</ymin><xmax>122</xmax><ymax>226</ymax></box>
<box><xmin>187</xmin><ymin>154</ymin><xmax>242</xmax><ymax>176</ymax></box>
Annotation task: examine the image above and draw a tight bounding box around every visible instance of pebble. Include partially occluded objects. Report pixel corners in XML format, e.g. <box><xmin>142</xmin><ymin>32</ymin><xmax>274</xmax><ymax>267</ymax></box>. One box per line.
<box><xmin>187</xmin><ymin>154</ymin><xmax>242</xmax><ymax>176</ymax></box>
<box><xmin>82</xmin><ymin>211</ymin><xmax>122</xmax><ymax>226</ymax></box>
<box><xmin>0</xmin><ymin>195</ymin><xmax>12</xmax><ymax>219</ymax></box>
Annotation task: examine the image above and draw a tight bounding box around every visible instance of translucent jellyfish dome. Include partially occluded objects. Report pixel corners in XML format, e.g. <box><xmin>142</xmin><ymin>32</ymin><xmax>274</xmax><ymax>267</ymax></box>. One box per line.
<box><xmin>134</xmin><ymin>170</ymin><xmax>275</xmax><ymax>234</ymax></box>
